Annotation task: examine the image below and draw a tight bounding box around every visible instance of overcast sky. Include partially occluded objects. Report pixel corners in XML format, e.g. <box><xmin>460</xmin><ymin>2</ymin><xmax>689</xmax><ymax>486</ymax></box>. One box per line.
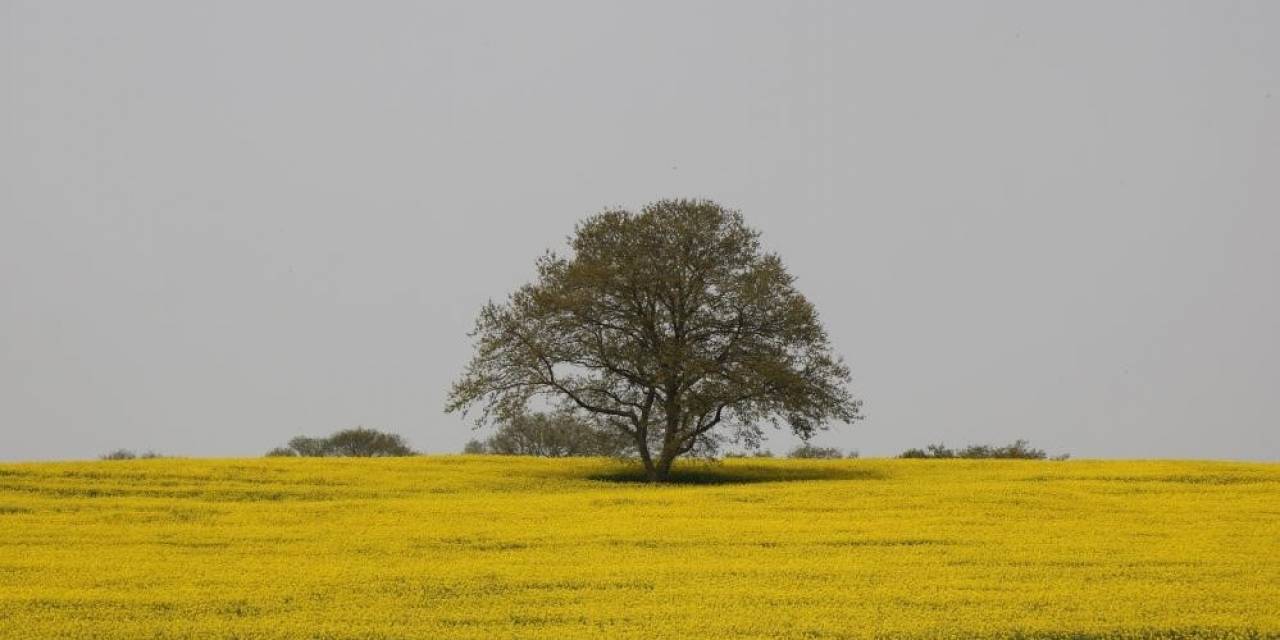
<box><xmin>3</xmin><ymin>1</ymin><xmax>1277</xmax><ymax>461</ymax></box>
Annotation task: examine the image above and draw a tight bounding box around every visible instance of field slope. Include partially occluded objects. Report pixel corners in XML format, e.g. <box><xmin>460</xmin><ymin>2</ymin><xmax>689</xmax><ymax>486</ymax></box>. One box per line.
<box><xmin>0</xmin><ymin>457</ymin><xmax>1277</xmax><ymax>639</ymax></box>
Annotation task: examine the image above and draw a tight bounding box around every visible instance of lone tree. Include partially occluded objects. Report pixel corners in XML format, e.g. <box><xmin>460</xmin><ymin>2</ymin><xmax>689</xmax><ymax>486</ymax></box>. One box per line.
<box><xmin>446</xmin><ymin>199</ymin><xmax>861</xmax><ymax>482</ymax></box>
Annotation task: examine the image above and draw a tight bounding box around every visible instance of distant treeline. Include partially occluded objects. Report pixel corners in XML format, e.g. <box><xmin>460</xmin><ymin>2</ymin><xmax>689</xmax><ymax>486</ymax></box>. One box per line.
<box><xmin>463</xmin><ymin>413</ymin><xmax>863</xmax><ymax>460</ymax></box>
<box><xmin>464</xmin><ymin>412</ymin><xmax>634</xmax><ymax>457</ymax></box>
<box><xmin>462</xmin><ymin>416</ymin><xmax>1066</xmax><ymax>461</ymax></box>
<box><xmin>267</xmin><ymin>427</ymin><xmax>415</xmax><ymax>458</ymax></box>
<box><xmin>99</xmin><ymin>449</ymin><xmax>168</xmax><ymax>460</ymax></box>
<box><xmin>725</xmin><ymin>445</ymin><xmax>858</xmax><ymax>459</ymax></box>
<box><xmin>899</xmin><ymin>440</ymin><xmax>1068</xmax><ymax>460</ymax></box>
<box><xmin>464</xmin><ymin>411</ymin><xmax>868</xmax><ymax>460</ymax></box>
<box><xmin>100</xmin><ymin>431</ymin><xmax>1064</xmax><ymax>462</ymax></box>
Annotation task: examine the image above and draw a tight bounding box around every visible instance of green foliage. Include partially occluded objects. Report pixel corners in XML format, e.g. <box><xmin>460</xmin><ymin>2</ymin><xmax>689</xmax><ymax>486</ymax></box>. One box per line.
<box><xmin>286</xmin><ymin>436</ymin><xmax>329</xmax><ymax>457</ymax></box>
<box><xmin>787</xmin><ymin>444</ymin><xmax>845</xmax><ymax>459</ymax></box>
<box><xmin>100</xmin><ymin>449</ymin><xmax>166</xmax><ymax>460</ymax></box>
<box><xmin>724</xmin><ymin>449</ymin><xmax>776</xmax><ymax>459</ymax></box>
<box><xmin>268</xmin><ymin>428</ymin><xmax>416</xmax><ymax>458</ymax></box>
<box><xmin>446</xmin><ymin>199</ymin><xmax>861</xmax><ymax>481</ymax></box>
<box><xmin>899</xmin><ymin>439</ymin><xmax>1064</xmax><ymax>460</ymax></box>
<box><xmin>325</xmin><ymin>428</ymin><xmax>415</xmax><ymax>457</ymax></box>
<box><xmin>465</xmin><ymin>412</ymin><xmax>634</xmax><ymax>457</ymax></box>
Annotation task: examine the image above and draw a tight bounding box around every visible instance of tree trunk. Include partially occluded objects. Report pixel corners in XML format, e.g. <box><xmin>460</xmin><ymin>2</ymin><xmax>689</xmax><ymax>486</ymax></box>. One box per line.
<box><xmin>636</xmin><ymin>417</ymin><xmax>679</xmax><ymax>483</ymax></box>
<box><xmin>650</xmin><ymin>400</ymin><xmax>680</xmax><ymax>483</ymax></box>
<box><xmin>638</xmin><ymin>440</ymin><xmax>677</xmax><ymax>483</ymax></box>
<box><xmin>654</xmin><ymin>452</ymin><xmax>676</xmax><ymax>483</ymax></box>
<box><xmin>636</xmin><ymin>433</ymin><xmax>659</xmax><ymax>482</ymax></box>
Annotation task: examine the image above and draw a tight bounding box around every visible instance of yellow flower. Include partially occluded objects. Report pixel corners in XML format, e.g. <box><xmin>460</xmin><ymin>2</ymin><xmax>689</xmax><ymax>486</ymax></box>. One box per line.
<box><xmin>0</xmin><ymin>457</ymin><xmax>1276</xmax><ymax>638</ymax></box>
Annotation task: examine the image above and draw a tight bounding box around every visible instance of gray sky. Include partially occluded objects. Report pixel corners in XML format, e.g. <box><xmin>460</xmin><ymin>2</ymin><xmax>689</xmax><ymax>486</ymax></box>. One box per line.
<box><xmin>3</xmin><ymin>1</ymin><xmax>1277</xmax><ymax>461</ymax></box>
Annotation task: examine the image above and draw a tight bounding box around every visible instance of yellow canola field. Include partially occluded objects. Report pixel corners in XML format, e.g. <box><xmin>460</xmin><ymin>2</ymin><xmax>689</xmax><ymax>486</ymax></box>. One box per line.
<box><xmin>0</xmin><ymin>456</ymin><xmax>1277</xmax><ymax>639</ymax></box>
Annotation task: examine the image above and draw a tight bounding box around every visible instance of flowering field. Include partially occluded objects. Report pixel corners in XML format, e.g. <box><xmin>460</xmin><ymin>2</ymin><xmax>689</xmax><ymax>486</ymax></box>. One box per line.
<box><xmin>0</xmin><ymin>456</ymin><xmax>1276</xmax><ymax>639</ymax></box>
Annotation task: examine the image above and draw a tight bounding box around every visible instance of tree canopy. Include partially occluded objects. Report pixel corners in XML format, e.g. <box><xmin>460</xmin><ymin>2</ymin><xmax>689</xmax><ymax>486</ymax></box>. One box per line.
<box><xmin>266</xmin><ymin>428</ymin><xmax>415</xmax><ymax>457</ymax></box>
<box><xmin>447</xmin><ymin>199</ymin><xmax>861</xmax><ymax>481</ymax></box>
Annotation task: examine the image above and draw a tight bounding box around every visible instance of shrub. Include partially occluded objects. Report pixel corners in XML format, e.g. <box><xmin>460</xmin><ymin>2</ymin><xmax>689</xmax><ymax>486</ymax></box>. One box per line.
<box><xmin>961</xmin><ymin>440</ymin><xmax>1047</xmax><ymax>459</ymax></box>
<box><xmin>325</xmin><ymin>428</ymin><xmax>415</xmax><ymax>457</ymax></box>
<box><xmin>267</xmin><ymin>428</ymin><xmax>416</xmax><ymax>458</ymax></box>
<box><xmin>724</xmin><ymin>448</ymin><xmax>776</xmax><ymax>459</ymax></box>
<box><xmin>727</xmin><ymin>448</ymin><xmax>773</xmax><ymax>458</ymax></box>
<box><xmin>787</xmin><ymin>444</ymin><xmax>845</xmax><ymax>459</ymax></box>
<box><xmin>899</xmin><ymin>439</ymin><xmax>1061</xmax><ymax>460</ymax></box>
<box><xmin>286</xmin><ymin>436</ymin><xmax>330</xmax><ymax>457</ymax></box>
<box><xmin>99</xmin><ymin>449</ymin><xmax>166</xmax><ymax>460</ymax></box>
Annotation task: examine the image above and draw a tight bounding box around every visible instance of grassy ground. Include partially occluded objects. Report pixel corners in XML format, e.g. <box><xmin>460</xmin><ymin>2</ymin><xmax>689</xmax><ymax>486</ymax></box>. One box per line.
<box><xmin>0</xmin><ymin>456</ymin><xmax>1276</xmax><ymax>639</ymax></box>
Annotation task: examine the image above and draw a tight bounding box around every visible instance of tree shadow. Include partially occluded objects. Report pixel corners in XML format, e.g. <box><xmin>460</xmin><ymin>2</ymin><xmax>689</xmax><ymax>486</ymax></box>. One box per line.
<box><xmin>586</xmin><ymin>461</ymin><xmax>889</xmax><ymax>485</ymax></box>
